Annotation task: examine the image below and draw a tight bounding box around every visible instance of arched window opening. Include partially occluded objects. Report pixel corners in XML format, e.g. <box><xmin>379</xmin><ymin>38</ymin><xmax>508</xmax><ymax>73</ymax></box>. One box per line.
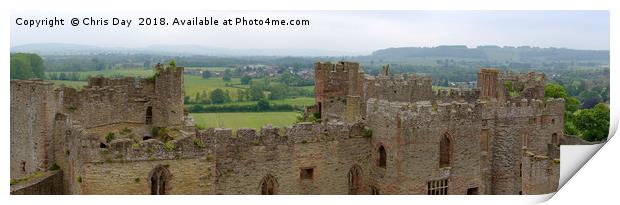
<box><xmin>348</xmin><ymin>165</ymin><xmax>362</xmax><ymax>195</ymax></box>
<box><xmin>370</xmin><ymin>186</ymin><xmax>380</xmax><ymax>195</ymax></box>
<box><xmin>551</xmin><ymin>133</ymin><xmax>559</xmax><ymax>144</ymax></box>
<box><xmin>150</xmin><ymin>165</ymin><xmax>171</xmax><ymax>195</ymax></box>
<box><xmin>378</xmin><ymin>145</ymin><xmax>387</xmax><ymax>168</ymax></box>
<box><xmin>440</xmin><ymin>134</ymin><xmax>452</xmax><ymax>168</ymax></box>
<box><xmin>261</xmin><ymin>174</ymin><xmax>278</xmax><ymax>195</ymax></box>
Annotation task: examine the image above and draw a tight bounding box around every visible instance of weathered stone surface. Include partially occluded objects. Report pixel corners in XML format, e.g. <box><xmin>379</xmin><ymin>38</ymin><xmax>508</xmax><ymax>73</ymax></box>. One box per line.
<box><xmin>10</xmin><ymin>61</ymin><xmax>564</xmax><ymax>195</ymax></box>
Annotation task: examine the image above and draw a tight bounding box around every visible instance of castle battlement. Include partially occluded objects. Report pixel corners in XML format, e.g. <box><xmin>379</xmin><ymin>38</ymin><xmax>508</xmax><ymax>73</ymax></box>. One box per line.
<box><xmin>479</xmin><ymin>98</ymin><xmax>564</xmax><ymax>119</ymax></box>
<box><xmin>11</xmin><ymin>61</ymin><xmax>564</xmax><ymax>195</ymax></box>
<box><xmin>198</xmin><ymin>122</ymin><xmax>364</xmax><ymax>147</ymax></box>
<box><xmin>367</xmin><ymin>97</ymin><xmax>564</xmax><ymax>122</ymax></box>
<box><xmin>366</xmin><ymin>98</ymin><xmax>477</xmax><ymax>120</ymax></box>
<box><xmin>78</xmin><ymin>121</ymin><xmax>367</xmax><ymax>163</ymax></box>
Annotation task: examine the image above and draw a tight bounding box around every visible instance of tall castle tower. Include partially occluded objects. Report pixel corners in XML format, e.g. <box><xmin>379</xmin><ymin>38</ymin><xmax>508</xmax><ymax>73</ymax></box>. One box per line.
<box><xmin>314</xmin><ymin>61</ymin><xmax>364</xmax><ymax>122</ymax></box>
<box><xmin>152</xmin><ymin>64</ymin><xmax>185</xmax><ymax>128</ymax></box>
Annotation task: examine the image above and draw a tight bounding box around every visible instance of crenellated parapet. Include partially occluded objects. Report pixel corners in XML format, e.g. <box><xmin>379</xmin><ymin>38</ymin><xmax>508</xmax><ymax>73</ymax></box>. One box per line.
<box><xmin>366</xmin><ymin>98</ymin><xmax>478</xmax><ymax>120</ymax></box>
<box><xmin>59</xmin><ymin>82</ymin><xmax>151</xmax><ymax>128</ymax></box>
<box><xmin>64</xmin><ymin>121</ymin><xmax>369</xmax><ymax>164</ymax></box>
<box><xmin>363</xmin><ymin>74</ymin><xmax>433</xmax><ymax>103</ymax></box>
<box><xmin>433</xmin><ymin>88</ymin><xmax>480</xmax><ymax>103</ymax></box>
<box><xmin>479</xmin><ymin>98</ymin><xmax>564</xmax><ymax>120</ymax></box>
<box><xmin>521</xmin><ymin>150</ymin><xmax>560</xmax><ymax>195</ymax></box>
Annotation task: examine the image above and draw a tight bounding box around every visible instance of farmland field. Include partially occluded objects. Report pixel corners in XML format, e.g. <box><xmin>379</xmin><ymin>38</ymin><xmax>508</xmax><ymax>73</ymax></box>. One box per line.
<box><xmin>190</xmin><ymin>112</ymin><xmax>300</xmax><ymax>130</ymax></box>
<box><xmin>187</xmin><ymin>97</ymin><xmax>315</xmax><ymax>107</ymax></box>
<box><xmin>50</xmin><ymin>80</ymin><xmax>87</xmax><ymax>88</ymax></box>
<box><xmin>185</xmin><ymin>67</ymin><xmax>232</xmax><ymax>72</ymax></box>
<box><xmin>184</xmin><ymin>75</ymin><xmax>243</xmax><ymax>99</ymax></box>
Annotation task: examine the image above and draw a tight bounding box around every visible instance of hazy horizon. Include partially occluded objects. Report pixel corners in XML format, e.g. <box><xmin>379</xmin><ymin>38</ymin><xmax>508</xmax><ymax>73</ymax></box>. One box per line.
<box><xmin>11</xmin><ymin>11</ymin><xmax>610</xmax><ymax>54</ymax></box>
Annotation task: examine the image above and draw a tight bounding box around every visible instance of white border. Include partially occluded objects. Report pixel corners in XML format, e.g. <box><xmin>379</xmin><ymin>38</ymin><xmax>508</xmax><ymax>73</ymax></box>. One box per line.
<box><xmin>2</xmin><ymin>1</ymin><xmax>617</xmax><ymax>205</ymax></box>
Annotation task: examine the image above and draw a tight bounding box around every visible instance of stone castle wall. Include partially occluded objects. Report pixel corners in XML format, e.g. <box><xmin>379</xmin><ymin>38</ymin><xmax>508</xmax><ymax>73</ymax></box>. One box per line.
<box><xmin>521</xmin><ymin>153</ymin><xmax>560</xmax><ymax>194</ymax></box>
<box><xmin>363</xmin><ymin>74</ymin><xmax>433</xmax><ymax>103</ymax></box>
<box><xmin>60</xmin><ymin>78</ymin><xmax>152</xmax><ymax>129</ymax></box>
<box><xmin>209</xmin><ymin>123</ymin><xmax>372</xmax><ymax>194</ymax></box>
<box><xmin>54</xmin><ymin>122</ymin><xmax>373</xmax><ymax>194</ymax></box>
<box><xmin>11</xmin><ymin>61</ymin><xmax>564</xmax><ymax>195</ymax></box>
<box><xmin>10</xmin><ymin>80</ymin><xmax>58</xmax><ymax>179</ymax></box>
<box><xmin>365</xmin><ymin>99</ymin><xmax>483</xmax><ymax>194</ymax></box>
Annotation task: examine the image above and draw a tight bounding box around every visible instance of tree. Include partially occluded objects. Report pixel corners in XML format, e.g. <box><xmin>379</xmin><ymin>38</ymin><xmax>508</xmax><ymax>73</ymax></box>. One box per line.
<box><xmin>565</xmin><ymin>97</ymin><xmax>581</xmax><ymax>113</ymax></box>
<box><xmin>202</xmin><ymin>70</ymin><xmax>212</xmax><ymax>79</ymax></box>
<box><xmin>257</xmin><ymin>98</ymin><xmax>270</xmax><ymax>111</ymax></box>
<box><xmin>280</xmin><ymin>72</ymin><xmax>294</xmax><ymax>86</ymax></box>
<box><xmin>236</xmin><ymin>89</ymin><xmax>245</xmax><ymax>102</ymax></box>
<box><xmin>269</xmin><ymin>84</ymin><xmax>288</xmax><ymax>100</ymax></box>
<box><xmin>223</xmin><ymin>69</ymin><xmax>232</xmax><ymax>82</ymax></box>
<box><xmin>544</xmin><ymin>83</ymin><xmax>567</xmax><ymax>99</ymax></box>
<box><xmin>249</xmin><ymin>85</ymin><xmax>264</xmax><ymax>101</ymax></box>
<box><xmin>578</xmin><ymin>90</ymin><xmax>603</xmax><ymax>109</ymax></box>
<box><xmin>241</xmin><ymin>75</ymin><xmax>252</xmax><ymax>85</ymax></box>
<box><xmin>209</xmin><ymin>88</ymin><xmax>228</xmax><ymax>104</ymax></box>
<box><xmin>10</xmin><ymin>53</ymin><xmax>46</xmax><ymax>80</ymax></box>
<box><xmin>573</xmin><ymin>103</ymin><xmax>610</xmax><ymax>142</ymax></box>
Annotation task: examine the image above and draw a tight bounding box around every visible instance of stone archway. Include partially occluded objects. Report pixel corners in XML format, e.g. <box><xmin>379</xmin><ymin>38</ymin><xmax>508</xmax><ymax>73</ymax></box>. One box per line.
<box><xmin>440</xmin><ymin>133</ymin><xmax>453</xmax><ymax>168</ymax></box>
<box><xmin>149</xmin><ymin>165</ymin><xmax>171</xmax><ymax>195</ymax></box>
<box><xmin>348</xmin><ymin>165</ymin><xmax>363</xmax><ymax>195</ymax></box>
<box><xmin>260</xmin><ymin>174</ymin><xmax>278</xmax><ymax>195</ymax></box>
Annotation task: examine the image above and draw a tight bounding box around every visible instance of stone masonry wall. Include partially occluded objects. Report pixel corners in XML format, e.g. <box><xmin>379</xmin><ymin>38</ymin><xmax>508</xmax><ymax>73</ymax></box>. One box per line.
<box><xmin>80</xmin><ymin>158</ymin><xmax>215</xmax><ymax>194</ymax></box>
<box><xmin>153</xmin><ymin>67</ymin><xmax>185</xmax><ymax>127</ymax></box>
<box><xmin>363</xmin><ymin>74</ymin><xmax>433</xmax><ymax>103</ymax></box>
<box><xmin>208</xmin><ymin>123</ymin><xmax>372</xmax><ymax>194</ymax></box>
<box><xmin>10</xmin><ymin>80</ymin><xmax>58</xmax><ymax>179</ymax></box>
<box><xmin>365</xmin><ymin>99</ymin><xmax>483</xmax><ymax>194</ymax></box>
<box><xmin>60</xmin><ymin>78</ymin><xmax>152</xmax><ymax>129</ymax></box>
<box><xmin>521</xmin><ymin>153</ymin><xmax>560</xmax><ymax>195</ymax></box>
<box><xmin>10</xmin><ymin>170</ymin><xmax>64</xmax><ymax>195</ymax></box>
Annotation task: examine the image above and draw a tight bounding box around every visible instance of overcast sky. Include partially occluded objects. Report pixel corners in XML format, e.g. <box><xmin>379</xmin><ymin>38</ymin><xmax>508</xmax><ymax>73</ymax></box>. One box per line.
<box><xmin>10</xmin><ymin>11</ymin><xmax>610</xmax><ymax>53</ymax></box>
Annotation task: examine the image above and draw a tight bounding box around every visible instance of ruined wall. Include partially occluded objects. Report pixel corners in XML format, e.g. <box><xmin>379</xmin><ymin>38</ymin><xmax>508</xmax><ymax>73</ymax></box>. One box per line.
<box><xmin>521</xmin><ymin>153</ymin><xmax>560</xmax><ymax>194</ymax></box>
<box><xmin>60</xmin><ymin>77</ymin><xmax>152</xmax><ymax>129</ymax></box>
<box><xmin>434</xmin><ymin>89</ymin><xmax>480</xmax><ymax>103</ymax></box>
<box><xmin>479</xmin><ymin>98</ymin><xmax>564</xmax><ymax>194</ymax></box>
<box><xmin>314</xmin><ymin>62</ymin><xmax>364</xmax><ymax>123</ymax></box>
<box><xmin>500</xmin><ymin>72</ymin><xmax>545</xmax><ymax>100</ymax></box>
<box><xmin>209</xmin><ymin>123</ymin><xmax>373</xmax><ymax>194</ymax></box>
<box><xmin>152</xmin><ymin>67</ymin><xmax>185</xmax><ymax>127</ymax></box>
<box><xmin>365</xmin><ymin>99</ymin><xmax>483</xmax><ymax>194</ymax></box>
<box><xmin>477</xmin><ymin>69</ymin><xmax>500</xmax><ymax>100</ymax></box>
<box><xmin>10</xmin><ymin>80</ymin><xmax>58</xmax><ymax>179</ymax></box>
<box><xmin>52</xmin><ymin>113</ymin><xmax>98</xmax><ymax>194</ymax></box>
<box><xmin>363</xmin><ymin>74</ymin><xmax>433</xmax><ymax>103</ymax></box>
<box><xmin>53</xmin><ymin>112</ymin><xmax>213</xmax><ymax>194</ymax></box>
<box><xmin>80</xmin><ymin>158</ymin><xmax>215</xmax><ymax>194</ymax></box>
<box><xmin>10</xmin><ymin>170</ymin><xmax>64</xmax><ymax>195</ymax></box>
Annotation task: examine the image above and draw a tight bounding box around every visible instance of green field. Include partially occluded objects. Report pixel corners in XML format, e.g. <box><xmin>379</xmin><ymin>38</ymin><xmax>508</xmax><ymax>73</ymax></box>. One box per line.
<box><xmin>50</xmin><ymin>80</ymin><xmax>87</xmax><ymax>88</ymax></box>
<box><xmin>185</xmin><ymin>67</ymin><xmax>232</xmax><ymax>71</ymax></box>
<box><xmin>188</xmin><ymin>97</ymin><xmax>315</xmax><ymax>107</ymax></box>
<box><xmin>184</xmin><ymin>75</ymin><xmax>243</xmax><ymax>99</ymax></box>
<box><xmin>190</xmin><ymin>112</ymin><xmax>300</xmax><ymax>130</ymax></box>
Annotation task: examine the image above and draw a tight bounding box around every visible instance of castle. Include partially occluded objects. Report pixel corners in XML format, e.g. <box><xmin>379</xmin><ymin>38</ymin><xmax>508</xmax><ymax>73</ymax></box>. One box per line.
<box><xmin>11</xmin><ymin>62</ymin><xmax>564</xmax><ymax>195</ymax></box>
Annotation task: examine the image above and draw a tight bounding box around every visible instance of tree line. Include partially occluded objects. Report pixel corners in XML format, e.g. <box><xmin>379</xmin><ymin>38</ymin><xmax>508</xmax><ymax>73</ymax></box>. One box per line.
<box><xmin>10</xmin><ymin>53</ymin><xmax>46</xmax><ymax>80</ymax></box>
<box><xmin>545</xmin><ymin>83</ymin><xmax>609</xmax><ymax>142</ymax></box>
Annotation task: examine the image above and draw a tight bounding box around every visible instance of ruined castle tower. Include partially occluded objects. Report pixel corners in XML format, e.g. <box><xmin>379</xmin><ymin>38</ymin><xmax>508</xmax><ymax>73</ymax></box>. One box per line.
<box><xmin>152</xmin><ymin>65</ymin><xmax>185</xmax><ymax>128</ymax></box>
<box><xmin>10</xmin><ymin>80</ymin><xmax>58</xmax><ymax>179</ymax></box>
<box><xmin>477</xmin><ymin>68</ymin><xmax>500</xmax><ymax>100</ymax></box>
<box><xmin>314</xmin><ymin>62</ymin><xmax>364</xmax><ymax>122</ymax></box>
